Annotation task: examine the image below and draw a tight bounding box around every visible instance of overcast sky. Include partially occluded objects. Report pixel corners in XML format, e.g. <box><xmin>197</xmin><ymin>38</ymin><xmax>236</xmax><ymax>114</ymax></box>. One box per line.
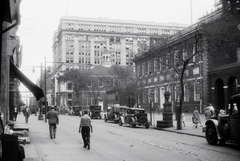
<box><xmin>17</xmin><ymin>0</ymin><xmax>215</xmax><ymax>91</ymax></box>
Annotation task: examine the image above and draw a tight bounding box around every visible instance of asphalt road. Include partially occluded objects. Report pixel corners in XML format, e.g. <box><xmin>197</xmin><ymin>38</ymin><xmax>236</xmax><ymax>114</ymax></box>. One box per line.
<box><xmin>27</xmin><ymin>115</ymin><xmax>240</xmax><ymax>161</ymax></box>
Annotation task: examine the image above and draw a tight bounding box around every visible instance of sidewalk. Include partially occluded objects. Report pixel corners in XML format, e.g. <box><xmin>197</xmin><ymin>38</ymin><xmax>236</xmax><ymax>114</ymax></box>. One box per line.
<box><xmin>14</xmin><ymin>113</ymin><xmax>41</xmax><ymax>161</ymax></box>
<box><xmin>150</xmin><ymin>113</ymin><xmax>205</xmax><ymax>138</ymax></box>
<box><xmin>14</xmin><ymin>112</ymin><xmax>205</xmax><ymax>160</ymax></box>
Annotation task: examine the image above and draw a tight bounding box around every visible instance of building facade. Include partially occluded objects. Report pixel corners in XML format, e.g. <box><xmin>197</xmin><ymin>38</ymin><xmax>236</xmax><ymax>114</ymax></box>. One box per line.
<box><xmin>133</xmin><ymin>0</ymin><xmax>240</xmax><ymax>114</ymax></box>
<box><xmin>134</xmin><ymin>30</ymin><xmax>206</xmax><ymax>114</ymax></box>
<box><xmin>1</xmin><ymin>0</ymin><xmax>44</xmax><ymax>123</ymax></box>
<box><xmin>51</xmin><ymin>16</ymin><xmax>187</xmax><ymax>110</ymax></box>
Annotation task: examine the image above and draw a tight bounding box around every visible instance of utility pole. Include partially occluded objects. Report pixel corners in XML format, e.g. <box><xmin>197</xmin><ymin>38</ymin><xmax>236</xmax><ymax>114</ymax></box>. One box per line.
<box><xmin>44</xmin><ymin>57</ymin><xmax>47</xmax><ymax>122</ymax></box>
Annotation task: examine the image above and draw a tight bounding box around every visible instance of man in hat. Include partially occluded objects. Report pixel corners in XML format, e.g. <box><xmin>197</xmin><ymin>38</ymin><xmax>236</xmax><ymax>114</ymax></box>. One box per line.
<box><xmin>46</xmin><ymin>106</ymin><xmax>59</xmax><ymax>139</ymax></box>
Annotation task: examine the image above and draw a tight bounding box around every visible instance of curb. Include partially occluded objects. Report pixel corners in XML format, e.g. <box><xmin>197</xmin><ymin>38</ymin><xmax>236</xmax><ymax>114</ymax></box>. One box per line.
<box><xmin>150</xmin><ymin>126</ymin><xmax>205</xmax><ymax>138</ymax></box>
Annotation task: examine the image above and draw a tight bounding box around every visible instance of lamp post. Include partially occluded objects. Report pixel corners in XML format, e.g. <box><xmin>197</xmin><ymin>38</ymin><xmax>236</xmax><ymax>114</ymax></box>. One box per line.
<box><xmin>32</xmin><ymin>58</ymin><xmax>48</xmax><ymax>121</ymax></box>
<box><xmin>32</xmin><ymin>62</ymin><xmax>44</xmax><ymax>120</ymax></box>
<box><xmin>33</xmin><ymin>58</ymin><xmax>64</xmax><ymax>122</ymax></box>
<box><xmin>44</xmin><ymin>57</ymin><xmax>47</xmax><ymax>122</ymax></box>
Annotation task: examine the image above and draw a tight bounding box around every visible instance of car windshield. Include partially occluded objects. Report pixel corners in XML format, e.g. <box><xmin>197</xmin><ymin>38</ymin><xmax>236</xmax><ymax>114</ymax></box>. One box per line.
<box><xmin>119</xmin><ymin>108</ymin><xmax>127</xmax><ymax>112</ymax></box>
<box><xmin>133</xmin><ymin>110</ymin><xmax>144</xmax><ymax>114</ymax></box>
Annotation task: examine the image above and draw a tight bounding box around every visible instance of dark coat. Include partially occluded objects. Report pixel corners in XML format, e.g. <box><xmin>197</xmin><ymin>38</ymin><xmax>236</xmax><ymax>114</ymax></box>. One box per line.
<box><xmin>46</xmin><ymin>110</ymin><xmax>59</xmax><ymax>124</ymax></box>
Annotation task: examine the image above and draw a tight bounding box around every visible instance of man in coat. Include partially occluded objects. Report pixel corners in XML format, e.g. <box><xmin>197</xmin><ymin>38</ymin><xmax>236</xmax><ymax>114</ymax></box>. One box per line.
<box><xmin>24</xmin><ymin>106</ymin><xmax>31</xmax><ymax>124</ymax></box>
<box><xmin>46</xmin><ymin>107</ymin><xmax>59</xmax><ymax>139</ymax></box>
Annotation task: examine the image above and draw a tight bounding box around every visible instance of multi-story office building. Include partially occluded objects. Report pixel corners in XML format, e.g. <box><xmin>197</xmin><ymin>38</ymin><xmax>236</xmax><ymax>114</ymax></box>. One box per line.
<box><xmin>51</xmin><ymin>16</ymin><xmax>187</xmax><ymax>110</ymax></box>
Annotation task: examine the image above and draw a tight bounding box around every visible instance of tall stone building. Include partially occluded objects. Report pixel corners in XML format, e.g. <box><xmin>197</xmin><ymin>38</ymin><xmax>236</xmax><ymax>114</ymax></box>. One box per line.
<box><xmin>51</xmin><ymin>16</ymin><xmax>187</xmax><ymax>110</ymax></box>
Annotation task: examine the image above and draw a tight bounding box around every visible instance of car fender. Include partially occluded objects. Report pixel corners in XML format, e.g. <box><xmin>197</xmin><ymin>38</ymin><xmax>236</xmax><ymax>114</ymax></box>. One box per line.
<box><xmin>119</xmin><ymin>116</ymin><xmax>125</xmax><ymax>124</ymax></box>
<box><xmin>205</xmin><ymin>119</ymin><xmax>222</xmax><ymax>140</ymax></box>
<box><xmin>131</xmin><ymin>117</ymin><xmax>137</xmax><ymax>124</ymax></box>
<box><xmin>114</xmin><ymin>114</ymin><xmax>118</xmax><ymax>120</ymax></box>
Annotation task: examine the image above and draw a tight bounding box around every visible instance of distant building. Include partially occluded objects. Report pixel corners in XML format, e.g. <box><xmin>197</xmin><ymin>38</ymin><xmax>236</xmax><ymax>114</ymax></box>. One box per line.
<box><xmin>51</xmin><ymin>16</ymin><xmax>187</xmax><ymax>110</ymax></box>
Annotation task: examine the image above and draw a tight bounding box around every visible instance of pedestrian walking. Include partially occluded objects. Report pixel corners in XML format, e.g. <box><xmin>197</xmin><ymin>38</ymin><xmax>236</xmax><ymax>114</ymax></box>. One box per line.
<box><xmin>46</xmin><ymin>107</ymin><xmax>59</xmax><ymax>139</ymax></box>
<box><xmin>13</xmin><ymin>105</ymin><xmax>18</xmax><ymax>121</ymax></box>
<box><xmin>181</xmin><ymin>112</ymin><xmax>186</xmax><ymax>127</ymax></box>
<box><xmin>192</xmin><ymin>107</ymin><xmax>202</xmax><ymax>128</ymax></box>
<box><xmin>79</xmin><ymin>110</ymin><xmax>93</xmax><ymax>150</ymax></box>
<box><xmin>24</xmin><ymin>106</ymin><xmax>31</xmax><ymax>124</ymax></box>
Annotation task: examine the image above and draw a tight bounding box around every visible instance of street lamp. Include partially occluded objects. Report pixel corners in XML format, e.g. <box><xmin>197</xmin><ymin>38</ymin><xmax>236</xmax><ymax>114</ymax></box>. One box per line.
<box><xmin>32</xmin><ymin>57</ymin><xmax>48</xmax><ymax>121</ymax></box>
<box><xmin>33</xmin><ymin>57</ymin><xmax>64</xmax><ymax>122</ymax></box>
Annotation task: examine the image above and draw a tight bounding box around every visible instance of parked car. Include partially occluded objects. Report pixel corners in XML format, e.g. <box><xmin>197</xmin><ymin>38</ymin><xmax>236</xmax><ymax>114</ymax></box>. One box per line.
<box><xmin>205</xmin><ymin>93</ymin><xmax>240</xmax><ymax>145</ymax></box>
<box><xmin>72</xmin><ymin>106</ymin><xmax>82</xmax><ymax>116</ymax></box>
<box><xmin>104</xmin><ymin>106</ymin><xmax>128</xmax><ymax>123</ymax></box>
<box><xmin>89</xmin><ymin>105</ymin><xmax>101</xmax><ymax>119</ymax></box>
<box><xmin>119</xmin><ymin>108</ymin><xmax>149</xmax><ymax>129</ymax></box>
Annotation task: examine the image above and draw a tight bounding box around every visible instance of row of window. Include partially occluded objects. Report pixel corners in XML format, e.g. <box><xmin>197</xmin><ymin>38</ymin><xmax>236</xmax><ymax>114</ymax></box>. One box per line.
<box><xmin>140</xmin><ymin>83</ymin><xmax>200</xmax><ymax>104</ymax></box>
<box><xmin>94</xmin><ymin>25</ymin><xmax>106</xmax><ymax>32</ymax></box>
<box><xmin>67</xmin><ymin>49</ymin><xmax>134</xmax><ymax>59</ymax></box>
<box><xmin>108</xmin><ymin>93</ymin><xmax>116</xmax><ymax>100</ymax></box>
<box><xmin>79</xmin><ymin>41</ymin><xmax>91</xmax><ymax>49</ymax></box>
<box><xmin>66</xmin><ymin>36</ymin><xmax>148</xmax><ymax>45</ymax></box>
<box><xmin>94</xmin><ymin>42</ymin><xmax>106</xmax><ymax>49</ymax></box>
<box><xmin>66</xmin><ymin>23</ymin><xmax>178</xmax><ymax>35</ymax></box>
<box><xmin>79</xmin><ymin>50</ymin><xmax>90</xmax><ymax>56</ymax></box>
<box><xmin>136</xmin><ymin>51</ymin><xmax>200</xmax><ymax>77</ymax></box>
<box><xmin>94</xmin><ymin>58</ymin><xmax>121</xmax><ymax>65</ymax></box>
<box><xmin>79</xmin><ymin>58</ymin><xmax>90</xmax><ymax>64</ymax></box>
<box><xmin>65</xmin><ymin>64</ymin><xmax>91</xmax><ymax>71</ymax></box>
<box><xmin>109</xmin><ymin>43</ymin><xmax>121</xmax><ymax>50</ymax></box>
<box><xmin>138</xmin><ymin>68</ymin><xmax>200</xmax><ymax>86</ymax></box>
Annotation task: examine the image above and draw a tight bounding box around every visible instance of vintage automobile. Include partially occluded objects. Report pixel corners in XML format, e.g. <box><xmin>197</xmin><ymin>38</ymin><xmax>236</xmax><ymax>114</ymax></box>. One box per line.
<box><xmin>89</xmin><ymin>105</ymin><xmax>102</xmax><ymax>119</ymax></box>
<box><xmin>72</xmin><ymin>106</ymin><xmax>82</xmax><ymax>116</ymax></box>
<box><xmin>119</xmin><ymin>108</ymin><xmax>149</xmax><ymax>129</ymax></box>
<box><xmin>205</xmin><ymin>93</ymin><xmax>240</xmax><ymax>145</ymax></box>
<box><xmin>104</xmin><ymin>106</ymin><xmax>128</xmax><ymax>123</ymax></box>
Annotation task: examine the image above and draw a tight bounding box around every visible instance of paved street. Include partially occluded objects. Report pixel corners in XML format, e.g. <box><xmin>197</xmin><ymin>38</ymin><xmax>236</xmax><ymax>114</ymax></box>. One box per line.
<box><xmin>14</xmin><ymin>113</ymin><xmax>240</xmax><ymax>161</ymax></box>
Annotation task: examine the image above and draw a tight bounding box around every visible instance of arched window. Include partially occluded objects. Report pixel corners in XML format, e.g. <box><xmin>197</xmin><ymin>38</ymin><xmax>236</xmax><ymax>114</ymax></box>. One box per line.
<box><xmin>110</xmin><ymin>37</ymin><xmax>114</xmax><ymax>42</ymax></box>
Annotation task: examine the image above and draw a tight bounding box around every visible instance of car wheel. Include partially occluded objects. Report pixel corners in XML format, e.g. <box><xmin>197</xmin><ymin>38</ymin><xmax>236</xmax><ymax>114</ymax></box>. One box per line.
<box><xmin>145</xmin><ymin>124</ymin><xmax>149</xmax><ymax>129</ymax></box>
<box><xmin>119</xmin><ymin>119</ymin><xmax>123</xmax><ymax>126</ymax></box>
<box><xmin>130</xmin><ymin>120</ymin><xmax>135</xmax><ymax>128</ymax></box>
<box><xmin>139</xmin><ymin>116</ymin><xmax>147</xmax><ymax>124</ymax></box>
<box><xmin>206</xmin><ymin>124</ymin><xmax>218</xmax><ymax>145</ymax></box>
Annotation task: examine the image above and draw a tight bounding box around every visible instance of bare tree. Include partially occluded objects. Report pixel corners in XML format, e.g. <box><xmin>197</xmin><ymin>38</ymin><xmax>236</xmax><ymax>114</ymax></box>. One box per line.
<box><xmin>134</xmin><ymin>26</ymin><xmax>205</xmax><ymax>130</ymax></box>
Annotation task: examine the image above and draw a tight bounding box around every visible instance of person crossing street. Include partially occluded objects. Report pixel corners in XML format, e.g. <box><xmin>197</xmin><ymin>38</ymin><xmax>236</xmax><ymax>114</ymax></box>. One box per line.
<box><xmin>79</xmin><ymin>110</ymin><xmax>93</xmax><ymax>150</ymax></box>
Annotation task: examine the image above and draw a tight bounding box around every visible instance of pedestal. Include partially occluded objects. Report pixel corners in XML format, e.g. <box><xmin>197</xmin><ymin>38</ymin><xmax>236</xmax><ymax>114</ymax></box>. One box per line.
<box><xmin>156</xmin><ymin>91</ymin><xmax>173</xmax><ymax>128</ymax></box>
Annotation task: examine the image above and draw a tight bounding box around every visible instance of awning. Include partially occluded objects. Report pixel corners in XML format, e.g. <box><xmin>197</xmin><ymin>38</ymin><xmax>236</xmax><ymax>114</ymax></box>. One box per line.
<box><xmin>10</xmin><ymin>62</ymin><xmax>44</xmax><ymax>101</ymax></box>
